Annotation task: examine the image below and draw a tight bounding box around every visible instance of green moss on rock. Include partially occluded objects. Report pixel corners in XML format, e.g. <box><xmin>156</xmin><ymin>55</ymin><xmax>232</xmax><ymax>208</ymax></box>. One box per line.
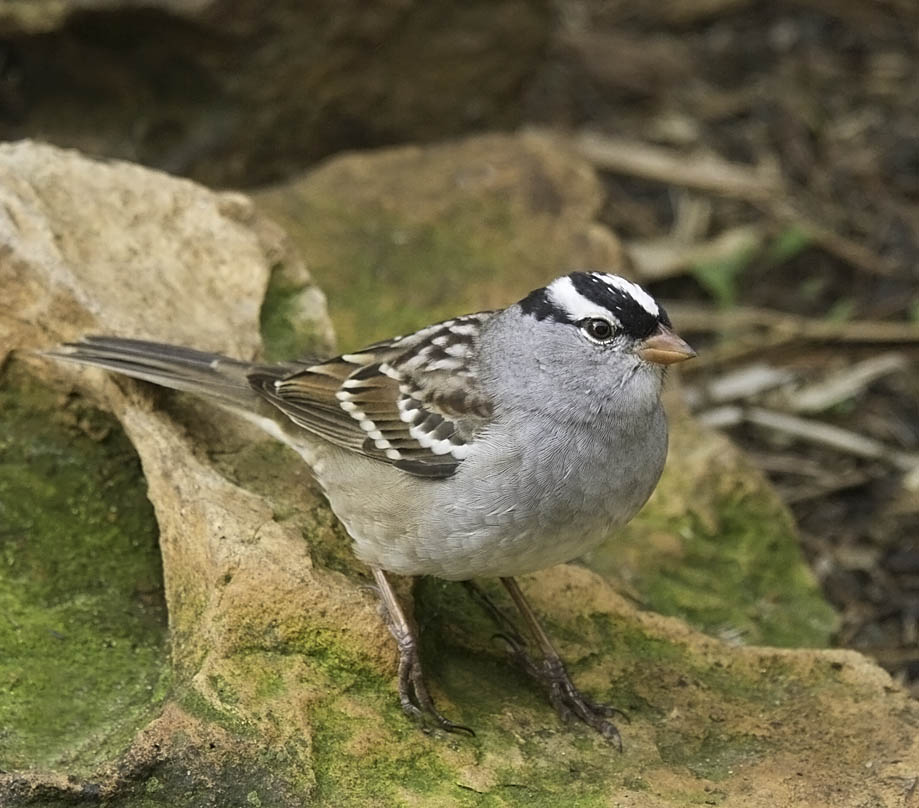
<box><xmin>259</xmin><ymin>263</ymin><xmax>331</xmax><ymax>362</ymax></box>
<box><xmin>0</xmin><ymin>363</ymin><xmax>169</xmax><ymax>775</ymax></box>
<box><xmin>590</xmin><ymin>485</ymin><xmax>837</xmax><ymax>649</ymax></box>
<box><xmin>263</xmin><ymin>198</ymin><xmax>517</xmax><ymax>350</ymax></box>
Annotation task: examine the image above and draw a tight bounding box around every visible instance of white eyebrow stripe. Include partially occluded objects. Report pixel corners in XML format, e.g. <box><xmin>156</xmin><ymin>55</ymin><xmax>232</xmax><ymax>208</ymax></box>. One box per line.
<box><xmin>596</xmin><ymin>273</ymin><xmax>659</xmax><ymax>317</ymax></box>
<box><xmin>546</xmin><ymin>276</ymin><xmax>622</xmax><ymax>324</ymax></box>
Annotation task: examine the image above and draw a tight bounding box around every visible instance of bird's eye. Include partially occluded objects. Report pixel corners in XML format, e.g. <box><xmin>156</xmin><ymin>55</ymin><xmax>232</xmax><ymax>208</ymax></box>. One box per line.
<box><xmin>581</xmin><ymin>318</ymin><xmax>615</xmax><ymax>341</ymax></box>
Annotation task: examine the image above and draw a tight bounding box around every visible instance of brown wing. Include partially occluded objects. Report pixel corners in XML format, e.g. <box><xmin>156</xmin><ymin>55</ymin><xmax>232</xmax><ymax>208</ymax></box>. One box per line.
<box><xmin>248</xmin><ymin>313</ymin><xmax>495</xmax><ymax>478</ymax></box>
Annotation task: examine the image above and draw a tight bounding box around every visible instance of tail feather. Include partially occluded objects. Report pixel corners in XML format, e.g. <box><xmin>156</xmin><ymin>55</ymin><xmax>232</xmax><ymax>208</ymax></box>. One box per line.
<box><xmin>44</xmin><ymin>336</ymin><xmax>280</xmax><ymax>410</ymax></box>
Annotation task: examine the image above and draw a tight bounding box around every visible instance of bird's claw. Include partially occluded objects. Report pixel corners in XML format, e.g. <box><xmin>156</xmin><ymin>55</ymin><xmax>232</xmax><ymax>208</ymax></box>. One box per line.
<box><xmin>373</xmin><ymin>569</ymin><xmax>474</xmax><ymax>736</ymax></box>
<box><xmin>538</xmin><ymin>655</ymin><xmax>626</xmax><ymax>749</ymax></box>
<box><xmin>395</xmin><ymin>638</ymin><xmax>475</xmax><ymax>736</ymax></box>
<box><xmin>465</xmin><ymin>578</ymin><xmax>625</xmax><ymax>746</ymax></box>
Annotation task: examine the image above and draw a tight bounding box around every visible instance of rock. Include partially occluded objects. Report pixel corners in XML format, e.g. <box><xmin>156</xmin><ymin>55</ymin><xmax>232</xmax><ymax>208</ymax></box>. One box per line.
<box><xmin>2</xmin><ymin>138</ymin><xmax>918</xmax><ymax>807</ymax></box>
<box><xmin>0</xmin><ymin>139</ymin><xmax>346</xmax><ymax>803</ymax></box>
<box><xmin>255</xmin><ymin>129</ymin><xmax>625</xmax><ymax>349</ymax></box>
<box><xmin>0</xmin><ymin>362</ymin><xmax>168</xmax><ymax>780</ymax></box>
<box><xmin>0</xmin><ymin>1</ymin><xmax>551</xmax><ymax>187</ymax></box>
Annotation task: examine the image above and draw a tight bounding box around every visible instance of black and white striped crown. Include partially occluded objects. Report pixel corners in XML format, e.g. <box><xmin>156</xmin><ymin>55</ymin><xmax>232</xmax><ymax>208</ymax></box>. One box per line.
<box><xmin>519</xmin><ymin>272</ymin><xmax>669</xmax><ymax>339</ymax></box>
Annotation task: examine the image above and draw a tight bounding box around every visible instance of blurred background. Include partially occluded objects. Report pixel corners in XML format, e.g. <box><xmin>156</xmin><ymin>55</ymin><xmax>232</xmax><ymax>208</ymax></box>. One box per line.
<box><xmin>2</xmin><ymin>0</ymin><xmax>916</xmax><ymax>692</ymax></box>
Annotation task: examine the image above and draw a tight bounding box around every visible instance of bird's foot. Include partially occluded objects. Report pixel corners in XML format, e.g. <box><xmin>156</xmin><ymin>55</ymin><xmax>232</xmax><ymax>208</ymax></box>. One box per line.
<box><xmin>391</xmin><ymin>629</ymin><xmax>475</xmax><ymax>736</ymax></box>
<box><xmin>372</xmin><ymin>569</ymin><xmax>474</xmax><ymax>736</ymax></box>
<box><xmin>535</xmin><ymin>654</ymin><xmax>626</xmax><ymax>749</ymax></box>
<box><xmin>464</xmin><ymin>578</ymin><xmax>625</xmax><ymax>744</ymax></box>
<box><xmin>494</xmin><ymin>630</ymin><xmax>625</xmax><ymax>747</ymax></box>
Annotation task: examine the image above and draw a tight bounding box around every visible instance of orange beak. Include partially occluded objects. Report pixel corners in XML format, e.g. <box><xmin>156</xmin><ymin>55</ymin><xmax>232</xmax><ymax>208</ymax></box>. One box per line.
<box><xmin>638</xmin><ymin>326</ymin><xmax>696</xmax><ymax>365</ymax></box>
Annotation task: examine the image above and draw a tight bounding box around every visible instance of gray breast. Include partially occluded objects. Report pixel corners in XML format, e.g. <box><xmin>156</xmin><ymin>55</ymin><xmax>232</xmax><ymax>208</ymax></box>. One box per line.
<box><xmin>405</xmin><ymin>404</ymin><xmax>668</xmax><ymax>579</ymax></box>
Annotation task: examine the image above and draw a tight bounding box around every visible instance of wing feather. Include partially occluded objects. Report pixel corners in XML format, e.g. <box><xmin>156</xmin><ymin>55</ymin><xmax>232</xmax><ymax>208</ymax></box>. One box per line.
<box><xmin>247</xmin><ymin>313</ymin><xmax>495</xmax><ymax>478</ymax></box>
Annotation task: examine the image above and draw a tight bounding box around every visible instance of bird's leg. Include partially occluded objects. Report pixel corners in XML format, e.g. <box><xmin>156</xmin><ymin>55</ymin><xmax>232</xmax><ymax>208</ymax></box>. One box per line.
<box><xmin>500</xmin><ymin>576</ymin><xmax>626</xmax><ymax>748</ymax></box>
<box><xmin>461</xmin><ymin>580</ymin><xmax>543</xmax><ymax>678</ymax></box>
<box><xmin>464</xmin><ymin>578</ymin><xmax>625</xmax><ymax>744</ymax></box>
<box><xmin>371</xmin><ymin>567</ymin><xmax>474</xmax><ymax>736</ymax></box>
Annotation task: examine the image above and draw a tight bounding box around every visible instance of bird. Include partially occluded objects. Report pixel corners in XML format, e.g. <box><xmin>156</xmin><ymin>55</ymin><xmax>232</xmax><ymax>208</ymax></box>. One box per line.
<box><xmin>45</xmin><ymin>270</ymin><xmax>695</xmax><ymax>745</ymax></box>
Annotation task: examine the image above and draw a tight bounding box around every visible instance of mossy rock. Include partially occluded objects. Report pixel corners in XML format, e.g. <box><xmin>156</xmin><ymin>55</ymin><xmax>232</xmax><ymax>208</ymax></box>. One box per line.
<box><xmin>0</xmin><ymin>365</ymin><xmax>169</xmax><ymax>775</ymax></box>
<box><xmin>589</xmin><ymin>408</ymin><xmax>838</xmax><ymax>648</ymax></box>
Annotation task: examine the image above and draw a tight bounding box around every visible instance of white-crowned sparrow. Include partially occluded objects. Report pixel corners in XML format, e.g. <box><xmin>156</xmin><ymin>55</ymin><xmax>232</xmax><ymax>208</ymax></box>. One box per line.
<box><xmin>46</xmin><ymin>271</ymin><xmax>694</xmax><ymax>744</ymax></box>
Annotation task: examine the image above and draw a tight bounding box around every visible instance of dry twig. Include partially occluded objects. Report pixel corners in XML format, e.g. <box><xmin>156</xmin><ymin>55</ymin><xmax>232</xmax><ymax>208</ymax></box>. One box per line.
<box><xmin>625</xmin><ymin>225</ymin><xmax>764</xmax><ymax>281</ymax></box>
<box><xmin>574</xmin><ymin>131</ymin><xmax>780</xmax><ymax>200</ymax></box>
<box><xmin>684</xmin><ymin>363</ymin><xmax>792</xmax><ymax>409</ymax></box>
<box><xmin>780</xmin><ymin>353</ymin><xmax>908</xmax><ymax>413</ymax></box>
<box><xmin>698</xmin><ymin>405</ymin><xmax>919</xmax><ymax>472</ymax></box>
<box><xmin>575</xmin><ymin>130</ymin><xmax>898</xmax><ymax>276</ymax></box>
<box><xmin>665</xmin><ymin>303</ymin><xmax>919</xmax><ymax>370</ymax></box>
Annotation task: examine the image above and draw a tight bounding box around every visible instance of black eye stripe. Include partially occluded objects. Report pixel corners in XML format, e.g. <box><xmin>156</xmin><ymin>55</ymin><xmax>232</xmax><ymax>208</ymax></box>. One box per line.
<box><xmin>519</xmin><ymin>273</ymin><xmax>665</xmax><ymax>340</ymax></box>
<box><xmin>568</xmin><ymin>273</ymin><xmax>660</xmax><ymax>339</ymax></box>
<box><xmin>519</xmin><ymin>287</ymin><xmax>567</xmax><ymax>322</ymax></box>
